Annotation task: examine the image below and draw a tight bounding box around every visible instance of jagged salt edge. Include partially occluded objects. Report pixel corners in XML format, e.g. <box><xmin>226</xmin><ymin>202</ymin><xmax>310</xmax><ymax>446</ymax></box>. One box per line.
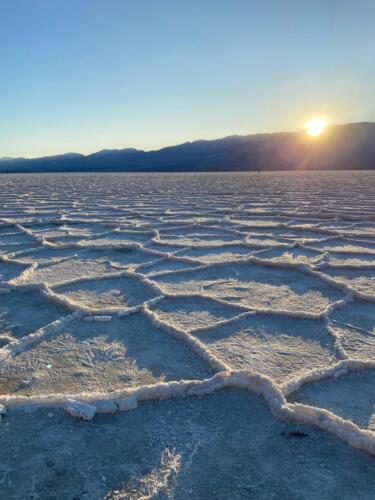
<box><xmin>326</xmin><ymin>322</ymin><xmax>350</xmax><ymax>359</ymax></box>
<box><xmin>282</xmin><ymin>402</ymin><xmax>375</xmax><ymax>456</ymax></box>
<box><xmin>1</xmin><ymin>367</ymin><xmax>375</xmax><ymax>456</ymax></box>
<box><xmin>189</xmin><ymin>310</ymin><xmax>257</xmax><ymax>335</ymax></box>
<box><xmin>281</xmin><ymin>359</ymin><xmax>375</xmax><ymax>396</ymax></box>
<box><xmin>0</xmin><ymin>310</ymin><xmax>82</xmax><ymax>362</ymax></box>
<box><xmin>7</xmin><ymin>263</ymin><xmax>38</xmax><ymax>285</ymax></box>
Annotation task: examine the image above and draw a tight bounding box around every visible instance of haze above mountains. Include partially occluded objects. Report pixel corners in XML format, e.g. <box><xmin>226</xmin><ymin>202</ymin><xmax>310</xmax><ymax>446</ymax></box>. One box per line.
<box><xmin>1</xmin><ymin>122</ymin><xmax>375</xmax><ymax>173</ymax></box>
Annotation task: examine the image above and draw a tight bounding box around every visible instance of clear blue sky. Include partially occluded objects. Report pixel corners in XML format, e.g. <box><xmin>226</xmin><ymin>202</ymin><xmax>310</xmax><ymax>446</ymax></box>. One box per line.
<box><xmin>1</xmin><ymin>0</ymin><xmax>374</xmax><ymax>157</ymax></box>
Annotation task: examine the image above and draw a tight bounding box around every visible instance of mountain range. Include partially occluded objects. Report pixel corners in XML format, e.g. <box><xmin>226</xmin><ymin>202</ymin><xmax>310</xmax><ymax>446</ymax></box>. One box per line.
<box><xmin>1</xmin><ymin>122</ymin><xmax>375</xmax><ymax>173</ymax></box>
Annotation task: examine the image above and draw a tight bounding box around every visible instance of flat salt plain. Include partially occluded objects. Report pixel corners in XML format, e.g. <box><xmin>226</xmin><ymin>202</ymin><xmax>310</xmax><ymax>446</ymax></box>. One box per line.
<box><xmin>0</xmin><ymin>171</ymin><xmax>375</xmax><ymax>499</ymax></box>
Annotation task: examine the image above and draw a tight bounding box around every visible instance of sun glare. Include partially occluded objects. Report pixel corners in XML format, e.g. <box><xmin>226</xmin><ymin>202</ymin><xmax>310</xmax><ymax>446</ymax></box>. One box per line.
<box><xmin>306</xmin><ymin>118</ymin><xmax>327</xmax><ymax>137</ymax></box>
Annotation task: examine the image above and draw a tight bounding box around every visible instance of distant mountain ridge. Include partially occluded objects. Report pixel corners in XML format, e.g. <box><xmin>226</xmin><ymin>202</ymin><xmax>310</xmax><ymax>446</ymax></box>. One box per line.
<box><xmin>1</xmin><ymin>122</ymin><xmax>375</xmax><ymax>173</ymax></box>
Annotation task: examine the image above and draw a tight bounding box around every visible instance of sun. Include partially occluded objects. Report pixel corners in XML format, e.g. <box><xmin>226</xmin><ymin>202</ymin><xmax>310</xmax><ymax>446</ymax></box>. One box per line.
<box><xmin>306</xmin><ymin>118</ymin><xmax>328</xmax><ymax>137</ymax></box>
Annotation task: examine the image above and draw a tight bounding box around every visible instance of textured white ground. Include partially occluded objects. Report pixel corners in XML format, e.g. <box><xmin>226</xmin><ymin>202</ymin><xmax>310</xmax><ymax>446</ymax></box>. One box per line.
<box><xmin>0</xmin><ymin>171</ymin><xmax>375</xmax><ymax>499</ymax></box>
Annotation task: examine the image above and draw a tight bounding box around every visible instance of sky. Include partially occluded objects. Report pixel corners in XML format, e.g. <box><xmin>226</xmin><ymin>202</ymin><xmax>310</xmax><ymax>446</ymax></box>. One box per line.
<box><xmin>1</xmin><ymin>0</ymin><xmax>374</xmax><ymax>158</ymax></box>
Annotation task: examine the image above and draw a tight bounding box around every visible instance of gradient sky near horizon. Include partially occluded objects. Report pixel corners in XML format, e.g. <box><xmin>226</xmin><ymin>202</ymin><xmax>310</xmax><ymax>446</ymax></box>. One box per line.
<box><xmin>1</xmin><ymin>0</ymin><xmax>374</xmax><ymax>158</ymax></box>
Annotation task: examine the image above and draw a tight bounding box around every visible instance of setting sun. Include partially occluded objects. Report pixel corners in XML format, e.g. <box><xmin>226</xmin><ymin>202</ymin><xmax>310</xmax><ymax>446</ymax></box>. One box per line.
<box><xmin>306</xmin><ymin>118</ymin><xmax>328</xmax><ymax>137</ymax></box>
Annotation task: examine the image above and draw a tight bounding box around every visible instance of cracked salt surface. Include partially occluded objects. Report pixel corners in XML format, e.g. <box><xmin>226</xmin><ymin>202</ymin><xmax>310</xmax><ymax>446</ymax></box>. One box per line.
<box><xmin>0</xmin><ymin>171</ymin><xmax>375</xmax><ymax>498</ymax></box>
<box><xmin>195</xmin><ymin>314</ymin><xmax>338</xmax><ymax>382</ymax></box>
<box><xmin>1</xmin><ymin>314</ymin><xmax>212</xmax><ymax>397</ymax></box>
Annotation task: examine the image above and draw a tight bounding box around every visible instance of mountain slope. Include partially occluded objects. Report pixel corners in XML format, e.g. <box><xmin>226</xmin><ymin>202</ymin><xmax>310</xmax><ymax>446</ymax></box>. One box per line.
<box><xmin>1</xmin><ymin>123</ymin><xmax>374</xmax><ymax>173</ymax></box>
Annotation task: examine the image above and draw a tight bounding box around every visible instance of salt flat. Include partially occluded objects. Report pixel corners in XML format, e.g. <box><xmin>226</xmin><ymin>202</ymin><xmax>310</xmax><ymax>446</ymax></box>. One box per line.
<box><xmin>0</xmin><ymin>171</ymin><xmax>375</xmax><ymax>499</ymax></box>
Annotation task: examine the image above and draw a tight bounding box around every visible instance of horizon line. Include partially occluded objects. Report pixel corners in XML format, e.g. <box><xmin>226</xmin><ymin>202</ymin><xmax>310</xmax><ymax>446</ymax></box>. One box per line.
<box><xmin>2</xmin><ymin>120</ymin><xmax>373</xmax><ymax>161</ymax></box>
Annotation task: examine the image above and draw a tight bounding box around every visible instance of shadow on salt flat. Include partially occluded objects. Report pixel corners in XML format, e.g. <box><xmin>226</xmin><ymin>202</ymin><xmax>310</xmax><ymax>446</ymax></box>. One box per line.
<box><xmin>0</xmin><ymin>289</ymin><xmax>69</xmax><ymax>343</ymax></box>
<box><xmin>0</xmin><ymin>314</ymin><xmax>212</xmax><ymax>396</ymax></box>
<box><xmin>0</xmin><ymin>224</ymin><xmax>15</xmax><ymax>234</ymax></box>
<box><xmin>0</xmin><ymin>243</ymin><xmax>38</xmax><ymax>256</ymax></box>
<box><xmin>195</xmin><ymin>314</ymin><xmax>337</xmax><ymax>382</ymax></box>
<box><xmin>0</xmin><ymin>231</ymin><xmax>36</xmax><ymax>246</ymax></box>
<box><xmin>1</xmin><ymin>390</ymin><xmax>375</xmax><ymax>499</ymax></box>
<box><xmin>0</xmin><ymin>260</ymin><xmax>29</xmax><ymax>282</ymax></box>
<box><xmin>291</xmin><ymin>370</ymin><xmax>375</xmax><ymax>431</ymax></box>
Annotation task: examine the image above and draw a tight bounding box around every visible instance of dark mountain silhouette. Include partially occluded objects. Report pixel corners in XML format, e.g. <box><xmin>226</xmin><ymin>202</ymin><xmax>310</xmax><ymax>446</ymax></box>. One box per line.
<box><xmin>1</xmin><ymin>122</ymin><xmax>374</xmax><ymax>173</ymax></box>
<box><xmin>0</xmin><ymin>156</ymin><xmax>25</xmax><ymax>161</ymax></box>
